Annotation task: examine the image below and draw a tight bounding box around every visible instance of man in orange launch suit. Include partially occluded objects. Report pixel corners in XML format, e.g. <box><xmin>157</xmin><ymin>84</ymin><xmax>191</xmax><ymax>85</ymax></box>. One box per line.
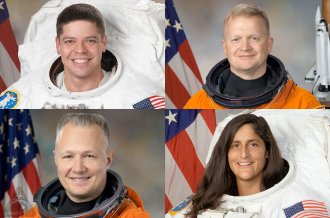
<box><xmin>184</xmin><ymin>4</ymin><xmax>321</xmax><ymax>109</ymax></box>
<box><xmin>21</xmin><ymin>113</ymin><xmax>149</xmax><ymax>218</ymax></box>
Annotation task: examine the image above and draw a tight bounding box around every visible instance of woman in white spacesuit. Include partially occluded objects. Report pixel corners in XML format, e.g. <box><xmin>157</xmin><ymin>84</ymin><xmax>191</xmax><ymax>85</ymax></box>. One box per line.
<box><xmin>187</xmin><ymin>114</ymin><xmax>288</xmax><ymax>217</ymax></box>
<box><xmin>167</xmin><ymin>111</ymin><xmax>330</xmax><ymax>218</ymax></box>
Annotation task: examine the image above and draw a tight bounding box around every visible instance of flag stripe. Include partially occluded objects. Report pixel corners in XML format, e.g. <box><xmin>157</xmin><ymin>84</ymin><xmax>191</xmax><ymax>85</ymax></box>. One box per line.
<box><xmin>0</xmin><ymin>19</ymin><xmax>20</xmax><ymax>69</ymax></box>
<box><xmin>177</xmin><ymin>40</ymin><xmax>203</xmax><ymax>84</ymax></box>
<box><xmin>165</xmin><ymin>146</ymin><xmax>192</xmax><ymax>211</ymax></box>
<box><xmin>200</xmin><ymin>110</ymin><xmax>217</xmax><ymax>133</ymax></box>
<box><xmin>7</xmin><ymin>182</ymin><xmax>24</xmax><ymax>217</ymax></box>
<box><xmin>0</xmin><ymin>0</ymin><xmax>21</xmax><ymax>93</ymax></box>
<box><xmin>165</xmin><ymin>65</ymin><xmax>191</xmax><ymax>108</ymax></box>
<box><xmin>22</xmin><ymin>159</ymin><xmax>41</xmax><ymax>196</ymax></box>
<box><xmin>0</xmin><ymin>110</ymin><xmax>41</xmax><ymax>218</ymax></box>
<box><xmin>165</xmin><ymin>95</ymin><xmax>176</xmax><ymax>109</ymax></box>
<box><xmin>12</xmin><ymin>171</ymin><xmax>34</xmax><ymax>213</ymax></box>
<box><xmin>0</xmin><ymin>42</ymin><xmax>20</xmax><ymax>87</ymax></box>
<box><xmin>165</xmin><ymin>0</ymin><xmax>203</xmax><ymax>109</ymax></box>
<box><xmin>186</xmin><ymin>115</ymin><xmax>214</xmax><ymax>167</ymax></box>
<box><xmin>0</xmin><ymin>72</ymin><xmax>7</xmax><ymax>92</ymax></box>
<box><xmin>168</xmin><ymin>51</ymin><xmax>201</xmax><ymax>97</ymax></box>
<box><xmin>165</xmin><ymin>109</ymin><xmax>216</xmax><ymax>213</ymax></box>
<box><xmin>165</xmin><ymin>194</ymin><xmax>173</xmax><ymax>214</ymax></box>
<box><xmin>0</xmin><ymin>200</ymin><xmax>4</xmax><ymax>218</ymax></box>
<box><xmin>166</xmin><ymin>128</ymin><xmax>205</xmax><ymax>192</ymax></box>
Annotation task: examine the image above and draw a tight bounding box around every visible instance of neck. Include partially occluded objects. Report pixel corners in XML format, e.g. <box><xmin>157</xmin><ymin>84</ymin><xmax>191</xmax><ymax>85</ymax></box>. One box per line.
<box><xmin>231</xmin><ymin>65</ymin><xmax>267</xmax><ymax>80</ymax></box>
<box><xmin>64</xmin><ymin>69</ymin><xmax>104</xmax><ymax>92</ymax></box>
<box><xmin>236</xmin><ymin>178</ymin><xmax>264</xmax><ymax>196</ymax></box>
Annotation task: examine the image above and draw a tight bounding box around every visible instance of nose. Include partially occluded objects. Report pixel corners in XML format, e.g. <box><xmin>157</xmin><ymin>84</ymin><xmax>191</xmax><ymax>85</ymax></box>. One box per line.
<box><xmin>240</xmin><ymin>146</ymin><xmax>250</xmax><ymax>158</ymax></box>
<box><xmin>75</xmin><ymin>41</ymin><xmax>87</xmax><ymax>53</ymax></box>
<box><xmin>240</xmin><ymin>38</ymin><xmax>252</xmax><ymax>51</ymax></box>
<box><xmin>72</xmin><ymin>157</ymin><xmax>86</xmax><ymax>173</ymax></box>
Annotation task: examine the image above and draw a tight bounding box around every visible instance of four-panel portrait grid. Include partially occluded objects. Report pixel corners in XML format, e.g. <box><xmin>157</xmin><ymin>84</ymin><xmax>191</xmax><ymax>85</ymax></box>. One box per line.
<box><xmin>1</xmin><ymin>0</ymin><xmax>330</xmax><ymax>217</ymax></box>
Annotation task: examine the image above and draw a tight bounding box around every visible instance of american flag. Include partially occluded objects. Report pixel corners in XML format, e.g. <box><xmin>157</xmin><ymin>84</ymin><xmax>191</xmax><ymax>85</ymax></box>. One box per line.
<box><xmin>284</xmin><ymin>200</ymin><xmax>330</xmax><ymax>218</ymax></box>
<box><xmin>165</xmin><ymin>0</ymin><xmax>203</xmax><ymax>108</ymax></box>
<box><xmin>0</xmin><ymin>0</ymin><xmax>20</xmax><ymax>93</ymax></box>
<box><xmin>133</xmin><ymin>96</ymin><xmax>165</xmax><ymax>109</ymax></box>
<box><xmin>0</xmin><ymin>110</ymin><xmax>41</xmax><ymax>218</ymax></box>
<box><xmin>165</xmin><ymin>109</ymin><xmax>216</xmax><ymax>213</ymax></box>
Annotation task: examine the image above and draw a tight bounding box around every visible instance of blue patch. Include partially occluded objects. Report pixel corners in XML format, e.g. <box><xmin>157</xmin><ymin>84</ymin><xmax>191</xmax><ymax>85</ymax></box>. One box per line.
<box><xmin>0</xmin><ymin>90</ymin><xmax>19</xmax><ymax>109</ymax></box>
<box><xmin>172</xmin><ymin>196</ymin><xmax>192</xmax><ymax>212</ymax></box>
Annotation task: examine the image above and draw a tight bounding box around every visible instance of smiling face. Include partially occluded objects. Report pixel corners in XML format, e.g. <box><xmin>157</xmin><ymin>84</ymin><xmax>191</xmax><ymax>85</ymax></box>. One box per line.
<box><xmin>56</xmin><ymin>20</ymin><xmax>107</xmax><ymax>82</ymax></box>
<box><xmin>228</xmin><ymin>124</ymin><xmax>267</xmax><ymax>192</ymax></box>
<box><xmin>222</xmin><ymin>15</ymin><xmax>273</xmax><ymax>80</ymax></box>
<box><xmin>54</xmin><ymin>123</ymin><xmax>113</xmax><ymax>202</ymax></box>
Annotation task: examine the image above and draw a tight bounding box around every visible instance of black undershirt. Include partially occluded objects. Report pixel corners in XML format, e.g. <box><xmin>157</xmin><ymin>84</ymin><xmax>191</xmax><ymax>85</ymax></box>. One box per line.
<box><xmin>53</xmin><ymin>177</ymin><xmax>116</xmax><ymax>215</ymax></box>
<box><xmin>222</xmin><ymin>69</ymin><xmax>270</xmax><ymax>97</ymax></box>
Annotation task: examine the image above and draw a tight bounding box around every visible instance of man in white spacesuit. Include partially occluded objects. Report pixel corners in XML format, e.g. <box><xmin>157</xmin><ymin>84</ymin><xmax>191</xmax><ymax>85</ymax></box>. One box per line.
<box><xmin>0</xmin><ymin>1</ymin><xmax>165</xmax><ymax>109</ymax></box>
<box><xmin>166</xmin><ymin>110</ymin><xmax>330</xmax><ymax>218</ymax></box>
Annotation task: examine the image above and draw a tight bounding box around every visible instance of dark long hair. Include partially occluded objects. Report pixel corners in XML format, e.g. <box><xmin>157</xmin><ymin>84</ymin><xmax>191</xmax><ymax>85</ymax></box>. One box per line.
<box><xmin>187</xmin><ymin>114</ymin><xmax>284</xmax><ymax>217</ymax></box>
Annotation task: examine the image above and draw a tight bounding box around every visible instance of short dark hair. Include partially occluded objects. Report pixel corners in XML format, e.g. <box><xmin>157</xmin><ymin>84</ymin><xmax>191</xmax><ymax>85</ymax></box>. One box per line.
<box><xmin>56</xmin><ymin>3</ymin><xmax>105</xmax><ymax>37</ymax></box>
<box><xmin>187</xmin><ymin>114</ymin><xmax>284</xmax><ymax>218</ymax></box>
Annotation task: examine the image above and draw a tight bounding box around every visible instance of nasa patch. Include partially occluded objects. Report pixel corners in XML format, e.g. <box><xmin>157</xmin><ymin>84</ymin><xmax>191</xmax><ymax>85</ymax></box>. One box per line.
<box><xmin>169</xmin><ymin>195</ymin><xmax>192</xmax><ymax>215</ymax></box>
<box><xmin>0</xmin><ymin>90</ymin><xmax>19</xmax><ymax>109</ymax></box>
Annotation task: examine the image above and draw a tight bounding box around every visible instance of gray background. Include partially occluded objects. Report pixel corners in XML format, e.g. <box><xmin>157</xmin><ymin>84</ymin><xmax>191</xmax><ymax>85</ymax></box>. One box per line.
<box><xmin>173</xmin><ymin>0</ymin><xmax>323</xmax><ymax>91</ymax></box>
<box><xmin>30</xmin><ymin>110</ymin><xmax>164</xmax><ymax>217</ymax></box>
<box><xmin>6</xmin><ymin>0</ymin><xmax>164</xmax><ymax>45</ymax></box>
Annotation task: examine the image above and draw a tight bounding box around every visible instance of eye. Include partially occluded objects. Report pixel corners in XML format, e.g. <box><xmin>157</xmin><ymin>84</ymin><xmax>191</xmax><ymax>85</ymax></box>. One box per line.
<box><xmin>64</xmin><ymin>40</ymin><xmax>74</xmax><ymax>44</ymax></box>
<box><xmin>249</xmin><ymin>142</ymin><xmax>257</xmax><ymax>147</ymax></box>
<box><xmin>231</xmin><ymin>37</ymin><xmax>240</xmax><ymax>43</ymax></box>
<box><xmin>231</xmin><ymin>143</ymin><xmax>240</xmax><ymax>148</ymax></box>
<box><xmin>85</xmin><ymin>154</ymin><xmax>95</xmax><ymax>158</ymax></box>
<box><xmin>62</xmin><ymin>155</ymin><xmax>72</xmax><ymax>159</ymax></box>
<box><xmin>251</xmin><ymin>36</ymin><xmax>259</xmax><ymax>41</ymax></box>
<box><xmin>86</xmin><ymin>39</ymin><xmax>97</xmax><ymax>44</ymax></box>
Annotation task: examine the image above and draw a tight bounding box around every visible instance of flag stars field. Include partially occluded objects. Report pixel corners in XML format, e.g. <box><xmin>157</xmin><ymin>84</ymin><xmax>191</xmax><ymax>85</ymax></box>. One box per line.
<box><xmin>24</xmin><ymin>143</ymin><xmax>29</xmax><ymax>154</ymax></box>
<box><xmin>8</xmin><ymin>118</ymin><xmax>13</xmax><ymax>126</ymax></box>
<box><xmin>173</xmin><ymin>20</ymin><xmax>182</xmax><ymax>32</ymax></box>
<box><xmin>166</xmin><ymin>39</ymin><xmax>171</xmax><ymax>48</ymax></box>
<box><xmin>25</xmin><ymin>125</ymin><xmax>32</xmax><ymax>136</ymax></box>
<box><xmin>165</xmin><ymin>110</ymin><xmax>178</xmax><ymax>125</ymax></box>
<box><xmin>13</xmin><ymin>137</ymin><xmax>20</xmax><ymax>149</ymax></box>
<box><xmin>10</xmin><ymin>156</ymin><xmax>17</xmax><ymax>168</ymax></box>
<box><xmin>166</xmin><ymin>18</ymin><xmax>171</xmax><ymax>27</ymax></box>
<box><xmin>16</xmin><ymin>123</ymin><xmax>22</xmax><ymax>131</ymax></box>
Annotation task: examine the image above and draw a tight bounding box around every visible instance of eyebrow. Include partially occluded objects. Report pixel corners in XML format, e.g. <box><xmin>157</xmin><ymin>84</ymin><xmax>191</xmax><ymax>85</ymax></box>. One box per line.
<box><xmin>61</xmin><ymin>36</ymin><xmax>98</xmax><ymax>40</ymax></box>
<box><xmin>59</xmin><ymin>150</ymin><xmax>96</xmax><ymax>155</ymax></box>
<box><xmin>232</xmin><ymin>139</ymin><xmax>259</xmax><ymax>144</ymax></box>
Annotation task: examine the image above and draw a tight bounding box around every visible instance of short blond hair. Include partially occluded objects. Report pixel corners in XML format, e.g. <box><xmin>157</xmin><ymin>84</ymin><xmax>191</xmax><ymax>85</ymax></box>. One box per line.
<box><xmin>224</xmin><ymin>4</ymin><xmax>270</xmax><ymax>35</ymax></box>
<box><xmin>56</xmin><ymin>113</ymin><xmax>110</xmax><ymax>147</ymax></box>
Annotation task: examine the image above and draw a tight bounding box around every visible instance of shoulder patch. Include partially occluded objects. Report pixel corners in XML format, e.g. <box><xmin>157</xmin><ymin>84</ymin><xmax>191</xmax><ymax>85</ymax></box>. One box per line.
<box><xmin>168</xmin><ymin>195</ymin><xmax>192</xmax><ymax>216</ymax></box>
<box><xmin>0</xmin><ymin>90</ymin><xmax>19</xmax><ymax>109</ymax></box>
<box><xmin>133</xmin><ymin>96</ymin><xmax>165</xmax><ymax>109</ymax></box>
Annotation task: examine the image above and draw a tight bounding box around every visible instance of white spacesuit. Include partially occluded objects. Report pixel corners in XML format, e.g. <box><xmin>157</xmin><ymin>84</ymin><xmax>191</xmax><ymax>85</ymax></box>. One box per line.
<box><xmin>0</xmin><ymin>0</ymin><xmax>165</xmax><ymax>109</ymax></box>
<box><xmin>167</xmin><ymin>110</ymin><xmax>330</xmax><ymax>218</ymax></box>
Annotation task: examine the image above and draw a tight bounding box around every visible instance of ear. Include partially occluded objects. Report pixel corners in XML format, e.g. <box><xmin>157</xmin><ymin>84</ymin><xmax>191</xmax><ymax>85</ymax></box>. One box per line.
<box><xmin>101</xmin><ymin>34</ymin><xmax>107</xmax><ymax>53</ymax></box>
<box><xmin>53</xmin><ymin>149</ymin><xmax>58</xmax><ymax>166</ymax></box>
<box><xmin>55</xmin><ymin>36</ymin><xmax>61</xmax><ymax>55</ymax></box>
<box><xmin>221</xmin><ymin>40</ymin><xmax>227</xmax><ymax>56</ymax></box>
<box><xmin>265</xmin><ymin>151</ymin><xmax>269</xmax><ymax>159</ymax></box>
<box><xmin>267</xmin><ymin>36</ymin><xmax>273</xmax><ymax>53</ymax></box>
<box><xmin>106</xmin><ymin>148</ymin><xmax>115</xmax><ymax>169</ymax></box>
